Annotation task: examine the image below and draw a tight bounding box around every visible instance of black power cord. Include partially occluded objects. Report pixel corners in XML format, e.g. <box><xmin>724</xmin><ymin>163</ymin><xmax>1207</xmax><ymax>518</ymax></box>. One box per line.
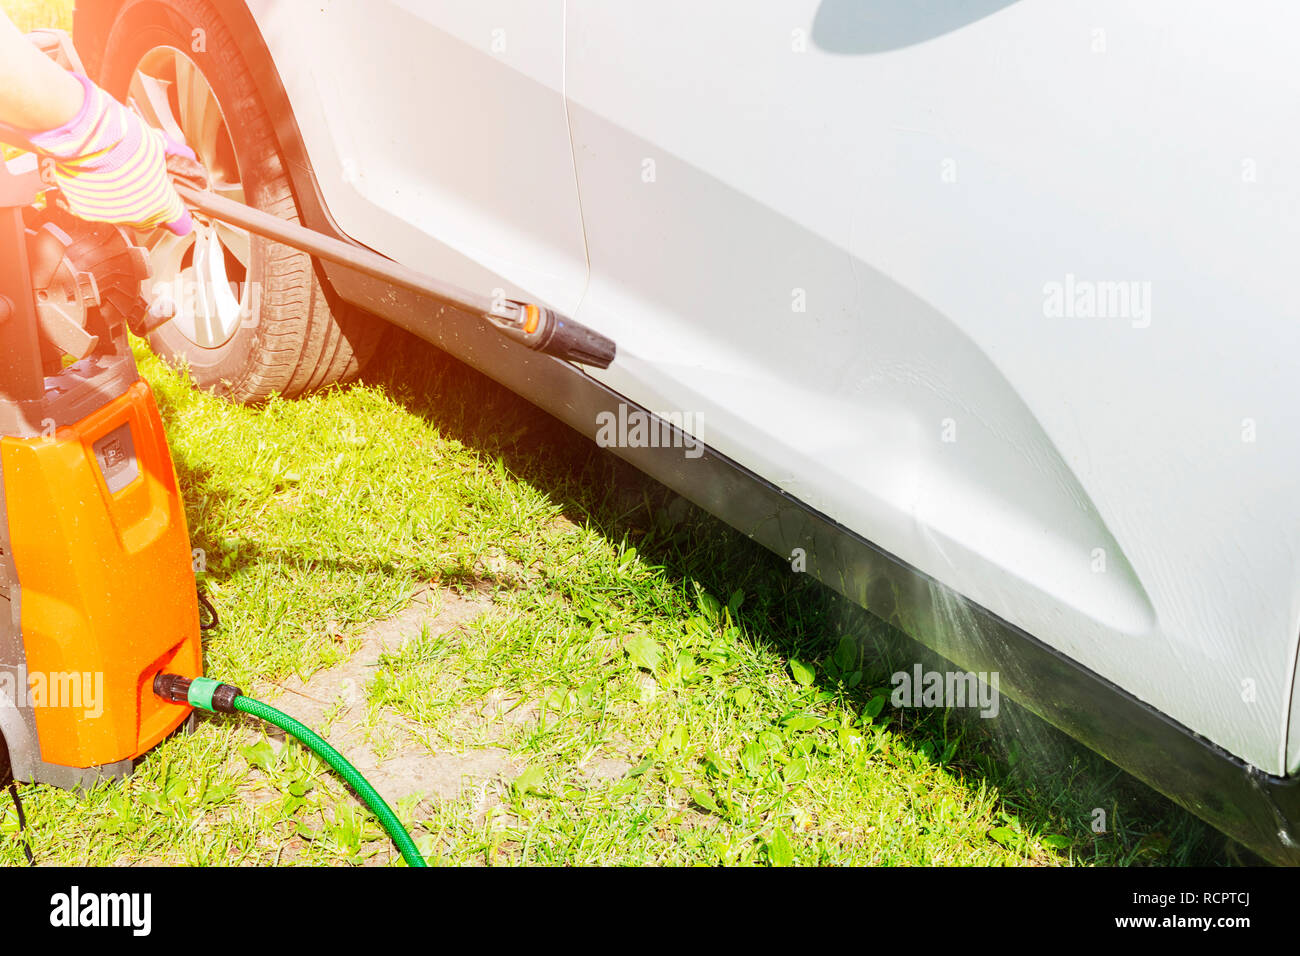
<box><xmin>198</xmin><ymin>586</ymin><xmax>219</xmax><ymax>632</ymax></box>
<box><xmin>0</xmin><ymin>738</ymin><xmax>34</xmax><ymax>865</ymax></box>
<box><xmin>5</xmin><ymin>782</ymin><xmax>33</xmax><ymax>866</ymax></box>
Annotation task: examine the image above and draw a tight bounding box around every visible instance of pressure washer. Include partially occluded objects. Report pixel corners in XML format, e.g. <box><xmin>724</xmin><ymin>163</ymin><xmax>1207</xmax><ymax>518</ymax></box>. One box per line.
<box><xmin>0</xmin><ymin>28</ymin><xmax>616</xmax><ymax>867</ymax></box>
<box><xmin>0</xmin><ymin>130</ymin><xmax>204</xmax><ymax>873</ymax></box>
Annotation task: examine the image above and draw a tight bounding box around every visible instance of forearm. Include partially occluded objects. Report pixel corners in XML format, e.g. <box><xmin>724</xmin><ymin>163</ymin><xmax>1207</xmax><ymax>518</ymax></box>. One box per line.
<box><xmin>0</xmin><ymin>12</ymin><xmax>192</xmax><ymax>235</ymax></box>
<box><xmin>0</xmin><ymin>12</ymin><xmax>83</xmax><ymax>131</ymax></box>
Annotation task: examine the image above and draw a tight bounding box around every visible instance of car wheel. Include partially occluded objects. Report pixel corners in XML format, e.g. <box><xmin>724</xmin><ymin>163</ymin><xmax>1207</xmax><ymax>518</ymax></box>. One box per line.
<box><xmin>99</xmin><ymin>0</ymin><xmax>384</xmax><ymax>403</ymax></box>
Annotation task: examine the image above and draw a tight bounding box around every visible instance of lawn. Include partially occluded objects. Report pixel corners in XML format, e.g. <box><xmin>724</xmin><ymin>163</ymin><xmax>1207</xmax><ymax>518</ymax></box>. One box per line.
<box><xmin>4</xmin><ymin>0</ymin><xmax>68</xmax><ymax>32</ymax></box>
<box><xmin>1</xmin><ymin>0</ymin><xmax>1234</xmax><ymax>866</ymax></box>
<box><xmin>0</xmin><ymin>330</ymin><xmax>1232</xmax><ymax>866</ymax></box>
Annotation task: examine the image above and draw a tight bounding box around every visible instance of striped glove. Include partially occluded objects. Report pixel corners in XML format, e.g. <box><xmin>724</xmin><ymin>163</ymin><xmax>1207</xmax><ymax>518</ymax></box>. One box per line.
<box><xmin>21</xmin><ymin>73</ymin><xmax>193</xmax><ymax>236</ymax></box>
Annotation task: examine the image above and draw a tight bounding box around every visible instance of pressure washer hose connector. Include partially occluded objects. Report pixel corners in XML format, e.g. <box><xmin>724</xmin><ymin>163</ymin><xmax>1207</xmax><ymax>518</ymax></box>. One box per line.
<box><xmin>153</xmin><ymin>673</ymin><xmax>243</xmax><ymax>714</ymax></box>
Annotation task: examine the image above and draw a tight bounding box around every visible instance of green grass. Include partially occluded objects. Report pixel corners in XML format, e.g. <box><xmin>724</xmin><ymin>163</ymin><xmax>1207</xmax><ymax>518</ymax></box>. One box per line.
<box><xmin>0</xmin><ymin>330</ymin><xmax>1239</xmax><ymax>866</ymax></box>
<box><xmin>2</xmin><ymin>0</ymin><xmax>71</xmax><ymax>32</ymax></box>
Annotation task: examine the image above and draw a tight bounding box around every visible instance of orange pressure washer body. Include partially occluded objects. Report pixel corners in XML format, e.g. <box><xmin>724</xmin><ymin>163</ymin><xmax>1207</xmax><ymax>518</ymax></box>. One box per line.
<box><xmin>0</xmin><ymin>148</ymin><xmax>201</xmax><ymax>787</ymax></box>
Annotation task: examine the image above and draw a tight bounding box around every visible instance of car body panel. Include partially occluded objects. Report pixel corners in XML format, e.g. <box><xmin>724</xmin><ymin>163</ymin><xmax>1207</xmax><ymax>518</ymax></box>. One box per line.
<box><xmin>244</xmin><ymin>0</ymin><xmax>588</xmax><ymax>315</ymax></box>
<box><xmin>562</xmin><ymin>0</ymin><xmax>1300</xmax><ymax>774</ymax></box>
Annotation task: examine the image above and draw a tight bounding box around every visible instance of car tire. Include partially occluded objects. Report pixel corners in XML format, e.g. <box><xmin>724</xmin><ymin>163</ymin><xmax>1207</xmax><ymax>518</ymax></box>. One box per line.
<box><xmin>99</xmin><ymin>0</ymin><xmax>384</xmax><ymax>403</ymax></box>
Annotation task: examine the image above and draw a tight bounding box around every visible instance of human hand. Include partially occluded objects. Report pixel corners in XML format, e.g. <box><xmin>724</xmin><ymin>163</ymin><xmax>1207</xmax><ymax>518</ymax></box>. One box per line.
<box><xmin>25</xmin><ymin>73</ymin><xmax>193</xmax><ymax>236</ymax></box>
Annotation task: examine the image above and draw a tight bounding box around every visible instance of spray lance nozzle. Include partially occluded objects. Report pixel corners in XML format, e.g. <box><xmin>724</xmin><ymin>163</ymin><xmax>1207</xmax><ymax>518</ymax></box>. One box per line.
<box><xmin>484</xmin><ymin>299</ymin><xmax>616</xmax><ymax>369</ymax></box>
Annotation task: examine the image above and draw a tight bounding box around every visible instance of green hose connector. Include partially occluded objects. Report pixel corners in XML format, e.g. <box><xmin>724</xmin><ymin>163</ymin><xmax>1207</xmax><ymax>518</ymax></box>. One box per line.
<box><xmin>153</xmin><ymin>673</ymin><xmax>426</xmax><ymax>867</ymax></box>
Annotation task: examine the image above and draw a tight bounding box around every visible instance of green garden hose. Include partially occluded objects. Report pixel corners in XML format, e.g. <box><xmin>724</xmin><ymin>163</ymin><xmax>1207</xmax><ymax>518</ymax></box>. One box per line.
<box><xmin>154</xmin><ymin>674</ymin><xmax>427</xmax><ymax>867</ymax></box>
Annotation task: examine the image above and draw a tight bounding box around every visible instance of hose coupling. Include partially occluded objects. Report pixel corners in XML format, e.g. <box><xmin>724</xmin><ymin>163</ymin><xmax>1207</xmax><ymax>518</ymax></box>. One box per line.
<box><xmin>153</xmin><ymin>673</ymin><xmax>243</xmax><ymax>714</ymax></box>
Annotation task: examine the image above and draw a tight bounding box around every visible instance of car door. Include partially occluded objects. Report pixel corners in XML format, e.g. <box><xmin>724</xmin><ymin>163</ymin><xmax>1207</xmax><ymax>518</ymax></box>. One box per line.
<box><xmin>247</xmin><ymin>0</ymin><xmax>587</xmax><ymax>314</ymax></box>
<box><xmin>564</xmin><ymin>0</ymin><xmax>1300</xmax><ymax>774</ymax></box>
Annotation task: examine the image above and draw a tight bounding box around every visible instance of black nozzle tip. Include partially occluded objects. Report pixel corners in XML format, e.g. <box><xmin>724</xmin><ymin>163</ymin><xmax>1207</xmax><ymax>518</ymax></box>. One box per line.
<box><xmin>545</xmin><ymin>317</ymin><xmax>616</xmax><ymax>369</ymax></box>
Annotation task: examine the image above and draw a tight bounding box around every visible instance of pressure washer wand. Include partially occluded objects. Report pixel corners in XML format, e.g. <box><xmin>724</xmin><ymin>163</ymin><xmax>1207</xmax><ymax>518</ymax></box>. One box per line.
<box><xmin>172</xmin><ymin>182</ymin><xmax>616</xmax><ymax>369</ymax></box>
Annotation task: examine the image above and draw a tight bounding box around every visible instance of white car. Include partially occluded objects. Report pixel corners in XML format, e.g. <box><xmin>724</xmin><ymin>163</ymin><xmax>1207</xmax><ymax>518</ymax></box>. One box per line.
<box><xmin>74</xmin><ymin>0</ymin><xmax>1300</xmax><ymax>863</ymax></box>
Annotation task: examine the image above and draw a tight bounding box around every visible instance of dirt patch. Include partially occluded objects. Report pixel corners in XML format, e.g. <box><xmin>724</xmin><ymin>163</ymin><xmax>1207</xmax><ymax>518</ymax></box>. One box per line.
<box><xmin>580</xmin><ymin>755</ymin><xmax>632</xmax><ymax>783</ymax></box>
<box><xmin>244</xmin><ymin>587</ymin><xmax>525</xmax><ymax>804</ymax></box>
